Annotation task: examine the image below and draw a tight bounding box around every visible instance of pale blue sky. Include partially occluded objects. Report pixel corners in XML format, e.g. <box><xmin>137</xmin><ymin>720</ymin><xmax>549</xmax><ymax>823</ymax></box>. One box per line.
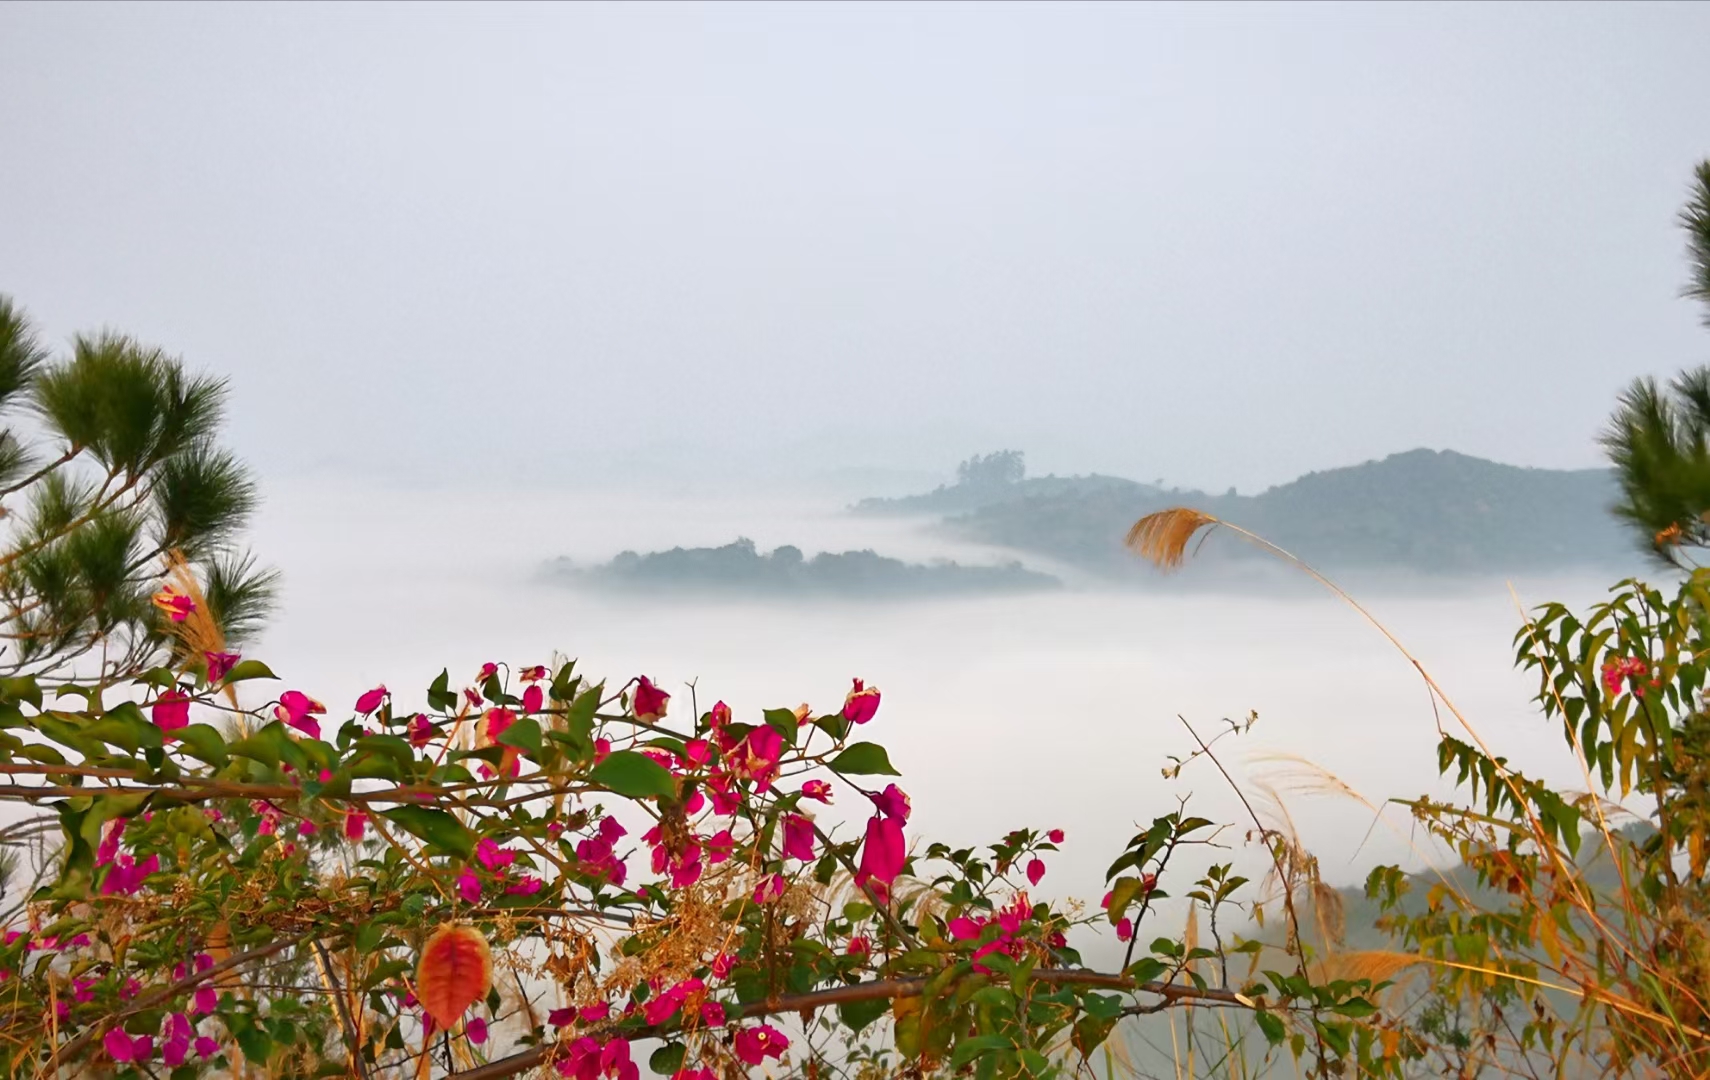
<box><xmin>3</xmin><ymin>1</ymin><xmax>1708</xmax><ymax>494</ymax></box>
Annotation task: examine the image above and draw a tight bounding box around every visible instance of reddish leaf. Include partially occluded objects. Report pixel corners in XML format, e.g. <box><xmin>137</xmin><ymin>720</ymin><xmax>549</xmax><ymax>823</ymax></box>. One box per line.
<box><xmin>417</xmin><ymin>923</ymin><xmax>492</xmax><ymax>1029</ymax></box>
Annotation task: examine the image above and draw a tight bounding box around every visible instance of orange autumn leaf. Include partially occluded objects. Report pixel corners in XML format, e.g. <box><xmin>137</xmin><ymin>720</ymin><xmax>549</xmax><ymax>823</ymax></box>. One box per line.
<box><xmin>417</xmin><ymin>923</ymin><xmax>493</xmax><ymax>1029</ymax></box>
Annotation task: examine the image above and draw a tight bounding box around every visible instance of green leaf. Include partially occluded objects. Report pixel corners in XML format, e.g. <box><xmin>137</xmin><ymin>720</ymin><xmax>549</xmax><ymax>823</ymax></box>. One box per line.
<box><xmin>828</xmin><ymin>742</ymin><xmax>900</xmax><ymax>776</ymax></box>
<box><xmin>228</xmin><ymin>722</ymin><xmax>305</xmax><ymax>771</ymax></box>
<box><xmin>382</xmin><ymin>806</ymin><xmax>475</xmax><ymax>859</ymax></box>
<box><xmin>222</xmin><ymin>659</ymin><xmax>278</xmax><ymax>683</ymax></box>
<box><xmin>762</xmin><ymin>708</ymin><xmax>800</xmax><ymax>747</ymax></box>
<box><xmin>84</xmin><ymin>703</ymin><xmax>163</xmax><ymax>753</ymax></box>
<box><xmin>648</xmin><ymin>1044</ymin><xmax>686</xmax><ymax>1074</ymax></box>
<box><xmin>426</xmin><ymin>669</ymin><xmax>456</xmax><ymax>713</ymax></box>
<box><xmin>1107</xmin><ymin>875</ymin><xmax>1148</xmax><ymax>924</ymax></box>
<box><xmin>352</xmin><ymin>734</ymin><xmax>416</xmax><ymax>773</ymax></box>
<box><xmin>497</xmin><ymin>717</ymin><xmax>543</xmax><ymax>755</ymax></box>
<box><xmin>173</xmin><ymin>724</ymin><xmax>229</xmax><ymax>767</ymax></box>
<box><xmin>587</xmin><ymin>750</ymin><xmax>677</xmax><ymax>799</ymax></box>
<box><xmin>838</xmin><ymin>996</ymin><xmax>888</xmax><ymax>1034</ymax></box>
<box><xmin>951</xmin><ymin>1034</ymin><xmax>1014</xmax><ymax>1070</ymax></box>
<box><xmin>1254</xmin><ymin>1009</ymin><xmax>1286</xmax><ymax>1045</ymax></box>
<box><xmin>0</xmin><ymin>676</ymin><xmax>42</xmax><ymax>709</ymax></box>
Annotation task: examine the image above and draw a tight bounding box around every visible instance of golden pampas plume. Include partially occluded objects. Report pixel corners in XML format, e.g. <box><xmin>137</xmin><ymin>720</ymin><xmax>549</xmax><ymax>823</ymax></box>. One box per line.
<box><xmin>1124</xmin><ymin>508</ymin><xmax>1221</xmax><ymax>570</ymax></box>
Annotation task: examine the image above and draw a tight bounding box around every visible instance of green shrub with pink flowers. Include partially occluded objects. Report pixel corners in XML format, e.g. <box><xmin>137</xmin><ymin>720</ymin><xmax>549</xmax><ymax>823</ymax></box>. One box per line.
<box><xmin>10</xmin><ymin>162</ymin><xmax>1710</xmax><ymax>1080</ymax></box>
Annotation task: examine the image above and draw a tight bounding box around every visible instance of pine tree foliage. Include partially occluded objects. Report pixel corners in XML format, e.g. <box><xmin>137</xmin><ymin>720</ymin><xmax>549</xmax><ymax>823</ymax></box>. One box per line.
<box><xmin>1602</xmin><ymin>162</ymin><xmax>1710</xmax><ymax>567</ymax></box>
<box><xmin>0</xmin><ymin>296</ymin><xmax>274</xmax><ymax>682</ymax></box>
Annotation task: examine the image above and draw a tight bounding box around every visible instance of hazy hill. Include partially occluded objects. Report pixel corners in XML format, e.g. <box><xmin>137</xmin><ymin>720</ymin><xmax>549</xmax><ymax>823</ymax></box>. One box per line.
<box><xmin>863</xmin><ymin>449</ymin><xmax>1638</xmax><ymax>576</ymax></box>
<box><xmin>545</xmin><ymin>538</ymin><xmax>1061</xmax><ymax>598</ymax></box>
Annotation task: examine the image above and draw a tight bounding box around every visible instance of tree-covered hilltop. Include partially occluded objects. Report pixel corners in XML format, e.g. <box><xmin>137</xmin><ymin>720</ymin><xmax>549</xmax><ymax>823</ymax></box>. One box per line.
<box><xmin>861</xmin><ymin>448</ymin><xmax>1636</xmax><ymax>576</ymax></box>
<box><xmin>546</xmin><ymin>537</ymin><xmax>1061</xmax><ymax>597</ymax></box>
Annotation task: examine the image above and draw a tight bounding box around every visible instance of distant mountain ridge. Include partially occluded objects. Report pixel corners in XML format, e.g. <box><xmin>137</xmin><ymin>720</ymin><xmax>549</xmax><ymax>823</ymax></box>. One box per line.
<box><xmin>544</xmin><ymin>539</ymin><xmax>1061</xmax><ymax>598</ymax></box>
<box><xmin>857</xmin><ymin>449</ymin><xmax>1639</xmax><ymax>576</ymax></box>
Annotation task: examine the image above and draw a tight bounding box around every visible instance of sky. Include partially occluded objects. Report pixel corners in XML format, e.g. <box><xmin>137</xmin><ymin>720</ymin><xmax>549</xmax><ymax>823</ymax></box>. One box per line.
<box><xmin>3</xmin><ymin>0</ymin><xmax>1709</xmax><ymax>496</ymax></box>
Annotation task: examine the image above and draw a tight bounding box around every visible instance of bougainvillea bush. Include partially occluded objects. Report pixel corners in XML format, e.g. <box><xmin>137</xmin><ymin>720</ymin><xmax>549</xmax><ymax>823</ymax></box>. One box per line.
<box><xmin>0</xmin><ymin>574</ymin><xmax>1402</xmax><ymax>1080</ymax></box>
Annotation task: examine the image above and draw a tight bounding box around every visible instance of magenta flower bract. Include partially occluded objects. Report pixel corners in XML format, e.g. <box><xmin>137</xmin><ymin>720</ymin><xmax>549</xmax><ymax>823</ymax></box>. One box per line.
<box><xmin>633</xmin><ymin>676</ymin><xmax>669</xmax><ymax>721</ymax></box>
<box><xmin>152</xmin><ymin>690</ymin><xmax>191</xmax><ymax>734</ymax></box>
<box><xmin>855</xmin><ymin>814</ymin><xmax>906</xmax><ymax>893</ymax></box>
<box><xmin>1027</xmin><ymin>858</ymin><xmax>1046</xmax><ymax>886</ymax></box>
<box><xmin>354</xmin><ymin>684</ymin><xmax>388</xmax><ymax>714</ymax></box>
<box><xmin>522</xmin><ymin>684</ymin><xmax>544</xmax><ymax>714</ymax></box>
<box><xmin>733</xmin><ymin>1024</ymin><xmax>789</xmax><ymax>1066</ymax></box>
<box><xmin>842</xmin><ymin>678</ymin><xmax>881</xmax><ymax>724</ymax></box>
<box><xmin>800</xmin><ymin>779</ymin><xmax>833</xmax><ymax>803</ymax></box>
<box><xmin>275</xmin><ymin>690</ymin><xmax>325</xmax><ymax>739</ymax></box>
<box><xmin>456</xmin><ymin>867</ymin><xmax>482</xmax><ymax>904</ymax></box>
<box><xmin>870</xmin><ymin>783</ymin><xmax>911</xmax><ymax>824</ymax></box>
<box><xmin>782</xmin><ymin>814</ymin><xmax>816</xmax><ymax>862</ymax></box>
<box><xmin>205</xmin><ymin>651</ymin><xmax>240</xmax><ymax>682</ymax></box>
<box><xmin>753</xmin><ymin>873</ymin><xmax>787</xmax><ymax>904</ymax></box>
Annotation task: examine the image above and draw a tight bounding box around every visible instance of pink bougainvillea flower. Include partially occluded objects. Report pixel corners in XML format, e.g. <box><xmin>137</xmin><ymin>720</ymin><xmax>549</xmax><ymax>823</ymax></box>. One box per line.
<box><xmin>842</xmin><ymin>678</ymin><xmax>881</xmax><ymax>724</ymax></box>
<box><xmin>870</xmin><ymin>783</ymin><xmax>911</xmax><ymax>824</ymax></box>
<box><xmin>163</xmin><ymin>1036</ymin><xmax>189</xmax><ymax>1067</ymax></box>
<box><xmin>520</xmin><ymin>664</ymin><xmax>548</xmax><ymax>682</ymax></box>
<box><xmin>344</xmin><ymin>811</ymin><xmax>367</xmax><ymax>842</ymax></box>
<box><xmin>593</xmin><ymin>737</ymin><xmax>612</xmax><ymax>764</ymax></box>
<box><xmin>408</xmin><ymin>713</ymin><xmax>434</xmax><ymax>747</ymax></box>
<box><xmin>602</xmin><ymin>1038</ymin><xmax>639</xmax><ymax>1080</ymax></box>
<box><xmin>467</xmin><ymin>1017</ymin><xmax>489</xmax><ymax>1045</ymax></box>
<box><xmin>205</xmin><ymin>651</ymin><xmax>240</xmax><ymax>682</ymax></box>
<box><xmin>548</xmin><ymin>1007</ymin><xmax>575</xmax><ymax>1027</ymax></box>
<box><xmin>847</xmin><ymin>935</ymin><xmax>872</xmax><ymax>957</ymax></box>
<box><xmin>194</xmin><ymin>1035</ymin><xmax>218</xmax><ymax>1059</ymax></box>
<box><xmin>800</xmin><ymin>779</ymin><xmax>833</xmax><ymax>803</ymax></box>
<box><xmin>463</xmin><ymin>687</ymin><xmax>483</xmax><ymax>708</ymax></box>
<box><xmin>275</xmin><ymin>690</ymin><xmax>326</xmax><ymax>739</ymax></box>
<box><xmin>522</xmin><ymin>683</ymin><xmax>544</xmax><ymax>714</ymax></box>
<box><xmin>1601</xmin><ymin>656</ymin><xmax>1651</xmax><ymax>698</ymax></box>
<box><xmin>705</xmin><ymin>828</ymin><xmax>734</xmax><ymax>864</ymax></box>
<box><xmin>105</xmin><ymin>1028</ymin><xmax>145</xmax><ymax>1063</ymax></box>
<box><xmin>475</xmin><ymin>837</ymin><xmax>516</xmax><ymax>872</ymax></box>
<box><xmin>855</xmin><ymin>814</ymin><xmax>906</xmax><ymax>893</ymax></box>
<box><xmin>152</xmin><ymin>587</ymin><xmax>196</xmax><ymax>623</ymax></box>
<box><xmin>354</xmin><ymin>685</ymin><xmax>388</xmax><ymax>714</ymax></box>
<box><xmin>1027</xmin><ymin>858</ymin><xmax>1046</xmax><ymax>886</ymax></box>
<box><xmin>298</xmin><ymin>821</ymin><xmax>317</xmax><ymax>837</ymax></box>
<box><xmin>708</xmin><ymin>700</ymin><xmax>732</xmax><ymax>726</ymax></box>
<box><xmin>706</xmin><ymin>774</ymin><xmax>740</xmax><ymax>816</ymax></box>
<box><xmin>152</xmin><ymin>690</ymin><xmax>191</xmax><ymax>734</ymax></box>
<box><xmin>505</xmin><ymin>875</ymin><xmax>544</xmax><ymax>896</ymax></box>
<box><xmin>455</xmin><ymin>867</ymin><xmax>482</xmax><ymax>904</ymax></box>
<box><xmin>733</xmin><ymin>726</ymin><xmax>783</xmax><ymax>792</ymax></box>
<box><xmin>710</xmin><ymin>952</ymin><xmax>735</xmax><ymax>980</ymax></box>
<box><xmin>701</xmin><ymin>1000</ymin><xmax>727</xmax><ymax>1026</ymax></box>
<box><xmin>633</xmin><ymin>676</ymin><xmax>669</xmax><ymax>721</ymax></box>
<box><xmin>684</xmin><ymin>738</ymin><xmax>713</xmax><ymax>767</ymax></box>
<box><xmin>1116</xmin><ymin>917</ymin><xmax>1134</xmax><ymax>942</ymax></box>
<box><xmin>1047</xmin><ymin>828</ymin><xmax>1065</xmax><ymax>844</ymax></box>
<box><xmin>99</xmin><ymin>853</ymin><xmax>160</xmax><ymax>897</ymax></box>
<box><xmin>753</xmin><ymin>873</ymin><xmax>787</xmax><ymax>904</ymax></box>
<box><xmin>96</xmin><ymin>817</ymin><xmax>128</xmax><ymax>866</ymax></box>
<box><xmin>478</xmin><ymin>662</ymin><xmax>499</xmax><ymax>682</ymax></box>
<box><xmin>578</xmin><ymin>1002</ymin><xmax>611</xmax><ymax>1023</ymax></box>
<box><xmin>481</xmin><ymin>708</ymin><xmax>516</xmax><ymax>744</ymax></box>
<box><xmin>782</xmin><ymin>814</ymin><xmax>816</xmax><ymax>862</ymax></box>
<box><xmin>732</xmin><ymin>1024</ymin><xmax>789</xmax><ymax>1066</ymax></box>
<box><xmin>194</xmin><ymin>984</ymin><xmax>217</xmax><ymax>1014</ymax></box>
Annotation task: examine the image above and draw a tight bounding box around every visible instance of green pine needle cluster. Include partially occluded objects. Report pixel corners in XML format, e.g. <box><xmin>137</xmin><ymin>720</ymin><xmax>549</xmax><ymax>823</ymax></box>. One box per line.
<box><xmin>0</xmin><ymin>296</ymin><xmax>275</xmax><ymax>682</ymax></box>
<box><xmin>1602</xmin><ymin>161</ymin><xmax>1710</xmax><ymax>567</ymax></box>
